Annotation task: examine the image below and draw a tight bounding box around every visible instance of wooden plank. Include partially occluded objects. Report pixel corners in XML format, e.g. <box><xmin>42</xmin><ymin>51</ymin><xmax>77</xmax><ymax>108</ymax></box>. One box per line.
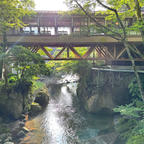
<box><xmin>41</xmin><ymin>47</ymin><xmax>53</xmax><ymax>59</ymax></box>
<box><xmin>69</xmin><ymin>47</ymin><xmax>81</xmax><ymax>58</ymax></box>
<box><xmin>55</xmin><ymin>47</ymin><xmax>66</xmax><ymax>59</ymax></box>
<box><xmin>95</xmin><ymin>47</ymin><xmax>102</xmax><ymax>57</ymax></box>
<box><xmin>129</xmin><ymin>45</ymin><xmax>144</xmax><ymax>58</ymax></box>
<box><xmin>116</xmin><ymin>48</ymin><xmax>126</xmax><ymax>59</ymax></box>
<box><xmin>97</xmin><ymin>45</ymin><xmax>106</xmax><ymax>56</ymax></box>
<box><xmin>97</xmin><ymin>46</ymin><xmax>106</xmax><ymax>57</ymax></box>
<box><xmin>92</xmin><ymin>67</ymin><xmax>144</xmax><ymax>73</ymax></box>
<box><xmin>83</xmin><ymin>46</ymin><xmax>95</xmax><ymax>58</ymax></box>
<box><xmin>35</xmin><ymin>47</ymin><xmax>40</xmax><ymax>53</ymax></box>
<box><xmin>30</xmin><ymin>47</ymin><xmax>34</xmax><ymax>52</ymax></box>
<box><xmin>95</xmin><ymin>47</ymin><xmax>105</xmax><ymax>57</ymax></box>
<box><xmin>42</xmin><ymin>57</ymin><xmax>144</xmax><ymax>61</ymax></box>
<box><xmin>67</xmin><ymin>47</ymin><xmax>69</xmax><ymax>58</ymax></box>
<box><xmin>42</xmin><ymin>57</ymin><xmax>105</xmax><ymax>61</ymax></box>
<box><xmin>32</xmin><ymin>46</ymin><xmax>38</xmax><ymax>53</ymax></box>
<box><xmin>114</xmin><ymin>45</ymin><xmax>116</xmax><ymax>58</ymax></box>
<box><xmin>105</xmin><ymin>47</ymin><xmax>114</xmax><ymax>59</ymax></box>
<box><xmin>117</xmin><ymin>58</ymin><xmax>144</xmax><ymax>61</ymax></box>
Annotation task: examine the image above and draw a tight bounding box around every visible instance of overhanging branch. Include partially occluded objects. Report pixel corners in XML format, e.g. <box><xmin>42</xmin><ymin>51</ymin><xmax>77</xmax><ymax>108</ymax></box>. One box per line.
<box><xmin>73</xmin><ymin>0</ymin><xmax>122</xmax><ymax>40</ymax></box>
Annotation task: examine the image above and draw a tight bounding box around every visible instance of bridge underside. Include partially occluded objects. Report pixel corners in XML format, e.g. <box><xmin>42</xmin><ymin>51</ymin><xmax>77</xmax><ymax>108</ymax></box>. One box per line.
<box><xmin>26</xmin><ymin>44</ymin><xmax>144</xmax><ymax>65</ymax></box>
<box><xmin>0</xmin><ymin>35</ymin><xmax>144</xmax><ymax>64</ymax></box>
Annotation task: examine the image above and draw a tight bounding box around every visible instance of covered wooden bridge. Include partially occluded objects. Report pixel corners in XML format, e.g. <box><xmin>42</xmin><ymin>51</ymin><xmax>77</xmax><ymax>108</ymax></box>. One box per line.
<box><xmin>0</xmin><ymin>11</ymin><xmax>143</xmax><ymax>64</ymax></box>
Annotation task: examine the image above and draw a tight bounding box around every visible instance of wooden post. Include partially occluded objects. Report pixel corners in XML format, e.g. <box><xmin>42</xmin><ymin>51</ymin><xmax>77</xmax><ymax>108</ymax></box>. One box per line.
<box><xmin>71</xmin><ymin>17</ymin><xmax>74</xmax><ymax>34</ymax></box>
<box><xmin>38</xmin><ymin>26</ymin><xmax>40</xmax><ymax>34</ymax></box>
<box><xmin>41</xmin><ymin>47</ymin><xmax>53</xmax><ymax>59</ymax></box>
<box><xmin>55</xmin><ymin>17</ymin><xmax>58</xmax><ymax>35</ymax></box>
<box><xmin>92</xmin><ymin>48</ymin><xmax>96</xmax><ymax>65</ymax></box>
<box><xmin>83</xmin><ymin>46</ymin><xmax>95</xmax><ymax>58</ymax></box>
<box><xmin>69</xmin><ymin>47</ymin><xmax>81</xmax><ymax>58</ymax></box>
<box><xmin>67</xmin><ymin>47</ymin><xmax>69</xmax><ymax>58</ymax></box>
<box><xmin>55</xmin><ymin>47</ymin><xmax>66</xmax><ymax>59</ymax></box>
<box><xmin>114</xmin><ymin>44</ymin><xmax>116</xmax><ymax>59</ymax></box>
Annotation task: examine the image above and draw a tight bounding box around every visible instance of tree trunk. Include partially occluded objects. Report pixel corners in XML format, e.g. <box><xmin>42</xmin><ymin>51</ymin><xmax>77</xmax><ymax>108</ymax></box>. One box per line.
<box><xmin>134</xmin><ymin>0</ymin><xmax>144</xmax><ymax>42</ymax></box>
<box><xmin>2</xmin><ymin>30</ymin><xmax>8</xmax><ymax>86</ymax></box>
<box><xmin>123</xmin><ymin>41</ymin><xmax>144</xmax><ymax>101</ymax></box>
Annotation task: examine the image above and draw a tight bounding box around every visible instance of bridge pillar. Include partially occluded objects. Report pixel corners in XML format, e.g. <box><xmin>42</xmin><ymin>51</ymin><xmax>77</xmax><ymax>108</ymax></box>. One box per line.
<box><xmin>20</xmin><ymin>28</ymin><xmax>23</xmax><ymax>33</ymax></box>
<box><xmin>70</xmin><ymin>26</ymin><xmax>74</xmax><ymax>34</ymax></box>
<box><xmin>55</xmin><ymin>26</ymin><xmax>58</xmax><ymax>35</ymax></box>
<box><xmin>38</xmin><ymin>26</ymin><xmax>40</xmax><ymax>34</ymax></box>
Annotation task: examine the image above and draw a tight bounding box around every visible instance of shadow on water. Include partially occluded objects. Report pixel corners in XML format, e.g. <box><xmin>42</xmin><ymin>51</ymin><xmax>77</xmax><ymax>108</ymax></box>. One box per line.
<box><xmin>21</xmin><ymin>82</ymin><xmax>118</xmax><ymax>144</ymax></box>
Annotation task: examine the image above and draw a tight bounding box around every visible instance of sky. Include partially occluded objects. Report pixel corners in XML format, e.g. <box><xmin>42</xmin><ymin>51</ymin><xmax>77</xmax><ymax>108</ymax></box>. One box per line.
<box><xmin>34</xmin><ymin>0</ymin><xmax>68</xmax><ymax>11</ymax></box>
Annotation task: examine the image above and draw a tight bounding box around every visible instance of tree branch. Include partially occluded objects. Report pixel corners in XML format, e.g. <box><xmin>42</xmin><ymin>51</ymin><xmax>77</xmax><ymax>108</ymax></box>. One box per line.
<box><xmin>74</xmin><ymin>0</ymin><xmax>122</xmax><ymax>40</ymax></box>
<box><xmin>96</xmin><ymin>0</ymin><xmax>126</xmax><ymax>39</ymax></box>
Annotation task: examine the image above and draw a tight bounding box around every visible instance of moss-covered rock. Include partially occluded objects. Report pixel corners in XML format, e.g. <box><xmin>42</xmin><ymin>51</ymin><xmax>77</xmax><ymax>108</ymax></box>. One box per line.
<box><xmin>29</xmin><ymin>102</ymin><xmax>42</xmax><ymax>117</ymax></box>
<box><xmin>77</xmin><ymin>70</ymin><xmax>132</xmax><ymax>113</ymax></box>
<box><xmin>0</xmin><ymin>86</ymin><xmax>32</xmax><ymax>119</ymax></box>
<box><xmin>0</xmin><ymin>90</ymin><xmax>23</xmax><ymax>119</ymax></box>
<box><xmin>34</xmin><ymin>88</ymin><xmax>49</xmax><ymax>108</ymax></box>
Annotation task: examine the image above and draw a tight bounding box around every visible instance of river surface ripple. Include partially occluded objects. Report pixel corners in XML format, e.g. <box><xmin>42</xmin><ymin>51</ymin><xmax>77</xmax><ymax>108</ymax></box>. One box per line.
<box><xmin>22</xmin><ymin>82</ymin><xmax>115</xmax><ymax>144</ymax></box>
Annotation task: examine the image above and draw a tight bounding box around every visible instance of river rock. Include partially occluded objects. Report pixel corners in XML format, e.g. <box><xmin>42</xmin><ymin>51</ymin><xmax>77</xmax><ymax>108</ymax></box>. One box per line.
<box><xmin>29</xmin><ymin>103</ymin><xmax>42</xmax><ymax>117</ymax></box>
<box><xmin>19</xmin><ymin>121</ymin><xmax>25</xmax><ymax>128</ymax></box>
<box><xmin>0</xmin><ymin>133</ymin><xmax>9</xmax><ymax>140</ymax></box>
<box><xmin>0</xmin><ymin>117</ymin><xmax>3</xmax><ymax>123</ymax></box>
<box><xmin>19</xmin><ymin>114</ymin><xmax>26</xmax><ymax>120</ymax></box>
<box><xmin>16</xmin><ymin>130</ymin><xmax>25</xmax><ymax>138</ymax></box>
<box><xmin>0</xmin><ymin>133</ymin><xmax>13</xmax><ymax>144</ymax></box>
<box><xmin>9</xmin><ymin>120</ymin><xmax>22</xmax><ymax>133</ymax></box>
<box><xmin>82</xmin><ymin>132</ymin><xmax>118</xmax><ymax>144</ymax></box>
<box><xmin>0</xmin><ymin>90</ymin><xmax>24</xmax><ymax>119</ymax></box>
<box><xmin>22</xmin><ymin>127</ymin><xmax>29</xmax><ymax>133</ymax></box>
<box><xmin>34</xmin><ymin>88</ymin><xmax>49</xmax><ymax>107</ymax></box>
<box><xmin>77</xmin><ymin>71</ymin><xmax>133</xmax><ymax>113</ymax></box>
<box><xmin>4</xmin><ymin>136</ymin><xmax>13</xmax><ymax>143</ymax></box>
<box><xmin>4</xmin><ymin>142</ymin><xmax>14</xmax><ymax>144</ymax></box>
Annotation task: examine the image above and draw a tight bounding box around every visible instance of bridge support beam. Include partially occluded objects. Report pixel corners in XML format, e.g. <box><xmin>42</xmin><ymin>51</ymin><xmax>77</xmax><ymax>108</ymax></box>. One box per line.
<box><xmin>22</xmin><ymin>44</ymin><xmax>144</xmax><ymax>65</ymax></box>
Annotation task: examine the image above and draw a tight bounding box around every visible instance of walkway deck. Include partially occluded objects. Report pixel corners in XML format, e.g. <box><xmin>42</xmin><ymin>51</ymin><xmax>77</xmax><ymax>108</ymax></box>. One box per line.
<box><xmin>0</xmin><ymin>35</ymin><xmax>142</xmax><ymax>46</ymax></box>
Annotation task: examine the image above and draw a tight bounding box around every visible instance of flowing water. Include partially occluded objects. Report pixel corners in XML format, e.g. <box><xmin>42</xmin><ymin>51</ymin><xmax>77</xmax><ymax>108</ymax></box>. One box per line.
<box><xmin>21</xmin><ymin>81</ymin><xmax>117</xmax><ymax>144</ymax></box>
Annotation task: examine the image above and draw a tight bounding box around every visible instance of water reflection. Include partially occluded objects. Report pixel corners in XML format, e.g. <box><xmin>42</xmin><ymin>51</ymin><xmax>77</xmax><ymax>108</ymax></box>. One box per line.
<box><xmin>42</xmin><ymin>85</ymin><xmax>76</xmax><ymax>144</ymax></box>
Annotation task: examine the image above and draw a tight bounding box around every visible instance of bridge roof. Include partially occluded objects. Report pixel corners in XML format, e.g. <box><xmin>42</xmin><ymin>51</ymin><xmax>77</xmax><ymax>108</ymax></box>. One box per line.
<box><xmin>34</xmin><ymin>10</ymin><xmax>107</xmax><ymax>17</ymax></box>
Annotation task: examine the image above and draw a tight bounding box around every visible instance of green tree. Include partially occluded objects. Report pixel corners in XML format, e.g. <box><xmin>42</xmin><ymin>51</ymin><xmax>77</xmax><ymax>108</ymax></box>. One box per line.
<box><xmin>6</xmin><ymin>45</ymin><xmax>49</xmax><ymax>110</ymax></box>
<box><xmin>114</xmin><ymin>78</ymin><xmax>144</xmax><ymax>144</ymax></box>
<box><xmin>107</xmin><ymin>0</ymin><xmax>144</xmax><ymax>41</ymax></box>
<box><xmin>0</xmin><ymin>0</ymin><xmax>35</xmax><ymax>85</ymax></box>
<box><xmin>8</xmin><ymin>46</ymin><xmax>49</xmax><ymax>81</ymax></box>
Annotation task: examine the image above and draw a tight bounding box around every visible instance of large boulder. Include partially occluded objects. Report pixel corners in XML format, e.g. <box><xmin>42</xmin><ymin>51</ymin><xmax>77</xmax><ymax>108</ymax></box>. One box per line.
<box><xmin>0</xmin><ymin>90</ymin><xmax>24</xmax><ymax>119</ymax></box>
<box><xmin>34</xmin><ymin>88</ymin><xmax>49</xmax><ymax>108</ymax></box>
<box><xmin>77</xmin><ymin>71</ymin><xmax>133</xmax><ymax>113</ymax></box>
<box><xmin>29</xmin><ymin>103</ymin><xmax>42</xmax><ymax>117</ymax></box>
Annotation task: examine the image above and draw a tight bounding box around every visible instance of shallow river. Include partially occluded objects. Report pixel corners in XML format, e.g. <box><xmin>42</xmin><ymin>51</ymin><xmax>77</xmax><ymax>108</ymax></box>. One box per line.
<box><xmin>21</xmin><ymin>82</ymin><xmax>117</xmax><ymax>144</ymax></box>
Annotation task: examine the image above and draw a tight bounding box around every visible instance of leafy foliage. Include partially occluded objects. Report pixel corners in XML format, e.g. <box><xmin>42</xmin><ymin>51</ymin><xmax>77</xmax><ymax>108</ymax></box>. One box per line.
<box><xmin>7</xmin><ymin>46</ymin><xmax>50</xmax><ymax>81</ymax></box>
<box><xmin>0</xmin><ymin>0</ymin><xmax>35</xmax><ymax>31</ymax></box>
<box><xmin>0</xmin><ymin>45</ymin><xmax>50</xmax><ymax>111</ymax></box>
<box><xmin>114</xmin><ymin>76</ymin><xmax>144</xmax><ymax>144</ymax></box>
<box><xmin>45</xmin><ymin>47</ymin><xmax>92</xmax><ymax>74</ymax></box>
